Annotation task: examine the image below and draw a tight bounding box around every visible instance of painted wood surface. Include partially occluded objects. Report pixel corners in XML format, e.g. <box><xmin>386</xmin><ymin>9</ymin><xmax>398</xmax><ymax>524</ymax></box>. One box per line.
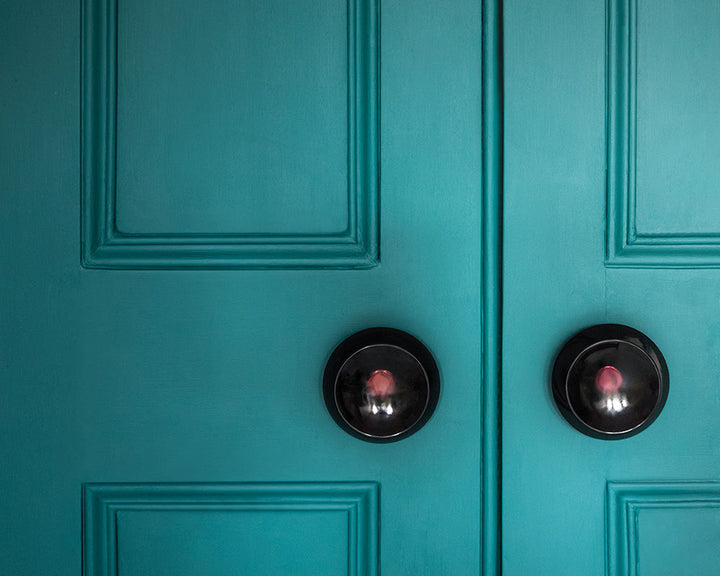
<box><xmin>0</xmin><ymin>1</ymin><xmax>493</xmax><ymax>575</ymax></box>
<box><xmin>83</xmin><ymin>483</ymin><xmax>378</xmax><ymax>576</ymax></box>
<box><xmin>9</xmin><ymin>0</ymin><xmax>719</xmax><ymax>573</ymax></box>
<box><xmin>82</xmin><ymin>0</ymin><xmax>379</xmax><ymax>268</ymax></box>
<box><xmin>504</xmin><ymin>0</ymin><xmax>720</xmax><ymax>574</ymax></box>
<box><xmin>608</xmin><ymin>482</ymin><xmax>720</xmax><ymax>576</ymax></box>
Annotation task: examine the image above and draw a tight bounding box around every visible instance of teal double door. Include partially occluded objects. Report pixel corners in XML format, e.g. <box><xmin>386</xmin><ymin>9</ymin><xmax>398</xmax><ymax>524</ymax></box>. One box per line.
<box><xmin>2</xmin><ymin>1</ymin><xmax>720</xmax><ymax>575</ymax></box>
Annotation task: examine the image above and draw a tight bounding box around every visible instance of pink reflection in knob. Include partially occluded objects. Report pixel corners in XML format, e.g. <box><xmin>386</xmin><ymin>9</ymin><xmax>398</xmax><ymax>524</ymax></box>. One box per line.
<box><xmin>366</xmin><ymin>369</ymin><xmax>396</xmax><ymax>398</ymax></box>
<box><xmin>595</xmin><ymin>365</ymin><xmax>623</xmax><ymax>394</ymax></box>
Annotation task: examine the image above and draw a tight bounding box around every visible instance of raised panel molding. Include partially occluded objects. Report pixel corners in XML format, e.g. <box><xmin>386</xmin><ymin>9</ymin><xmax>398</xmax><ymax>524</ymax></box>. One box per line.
<box><xmin>81</xmin><ymin>0</ymin><xmax>379</xmax><ymax>269</ymax></box>
<box><xmin>606</xmin><ymin>0</ymin><xmax>720</xmax><ymax>267</ymax></box>
<box><xmin>607</xmin><ymin>481</ymin><xmax>720</xmax><ymax>576</ymax></box>
<box><xmin>82</xmin><ymin>482</ymin><xmax>379</xmax><ymax>576</ymax></box>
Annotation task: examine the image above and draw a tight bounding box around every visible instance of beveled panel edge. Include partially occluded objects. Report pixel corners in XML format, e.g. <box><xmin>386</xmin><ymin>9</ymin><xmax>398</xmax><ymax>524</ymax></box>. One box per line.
<box><xmin>81</xmin><ymin>0</ymin><xmax>379</xmax><ymax>270</ymax></box>
<box><xmin>605</xmin><ymin>0</ymin><xmax>720</xmax><ymax>268</ymax></box>
<box><xmin>83</xmin><ymin>239</ymin><xmax>379</xmax><ymax>270</ymax></box>
<box><xmin>82</xmin><ymin>481</ymin><xmax>379</xmax><ymax>576</ymax></box>
<box><xmin>606</xmin><ymin>481</ymin><xmax>720</xmax><ymax>576</ymax></box>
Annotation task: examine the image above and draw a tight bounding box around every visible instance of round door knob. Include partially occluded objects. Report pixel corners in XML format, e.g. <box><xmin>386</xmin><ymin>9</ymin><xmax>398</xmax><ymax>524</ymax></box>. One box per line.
<box><xmin>552</xmin><ymin>324</ymin><xmax>669</xmax><ymax>439</ymax></box>
<box><xmin>323</xmin><ymin>327</ymin><xmax>440</xmax><ymax>442</ymax></box>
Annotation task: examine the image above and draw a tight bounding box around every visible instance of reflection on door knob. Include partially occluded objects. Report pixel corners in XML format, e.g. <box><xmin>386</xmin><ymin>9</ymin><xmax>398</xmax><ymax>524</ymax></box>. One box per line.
<box><xmin>323</xmin><ymin>327</ymin><xmax>440</xmax><ymax>442</ymax></box>
<box><xmin>552</xmin><ymin>324</ymin><xmax>669</xmax><ymax>440</ymax></box>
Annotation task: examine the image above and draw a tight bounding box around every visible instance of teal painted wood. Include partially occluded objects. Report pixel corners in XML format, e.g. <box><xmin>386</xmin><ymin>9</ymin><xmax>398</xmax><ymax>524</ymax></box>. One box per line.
<box><xmin>82</xmin><ymin>0</ymin><xmax>379</xmax><ymax>269</ymax></box>
<box><xmin>1</xmin><ymin>0</ymin><xmax>491</xmax><ymax>574</ymax></box>
<box><xmin>504</xmin><ymin>0</ymin><xmax>720</xmax><ymax>574</ymax></box>
<box><xmin>83</xmin><ymin>483</ymin><xmax>378</xmax><ymax>576</ymax></box>
<box><xmin>607</xmin><ymin>482</ymin><xmax>720</xmax><ymax>576</ymax></box>
<box><xmin>481</xmin><ymin>1</ymin><xmax>503</xmax><ymax>574</ymax></box>
<box><xmin>607</xmin><ymin>0</ymin><xmax>720</xmax><ymax>267</ymax></box>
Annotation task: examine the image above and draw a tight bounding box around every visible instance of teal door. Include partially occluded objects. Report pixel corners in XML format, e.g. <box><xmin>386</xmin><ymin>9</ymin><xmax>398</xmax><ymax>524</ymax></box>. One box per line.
<box><xmin>504</xmin><ymin>0</ymin><xmax>720</xmax><ymax>574</ymax></box>
<box><xmin>7</xmin><ymin>1</ymin><xmax>716</xmax><ymax>574</ymax></box>
<box><xmin>1</xmin><ymin>1</ymin><xmax>496</xmax><ymax>575</ymax></box>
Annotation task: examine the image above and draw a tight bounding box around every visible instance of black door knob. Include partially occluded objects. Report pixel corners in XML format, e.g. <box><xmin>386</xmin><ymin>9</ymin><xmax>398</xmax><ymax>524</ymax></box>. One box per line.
<box><xmin>552</xmin><ymin>324</ymin><xmax>669</xmax><ymax>439</ymax></box>
<box><xmin>323</xmin><ymin>327</ymin><xmax>440</xmax><ymax>442</ymax></box>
